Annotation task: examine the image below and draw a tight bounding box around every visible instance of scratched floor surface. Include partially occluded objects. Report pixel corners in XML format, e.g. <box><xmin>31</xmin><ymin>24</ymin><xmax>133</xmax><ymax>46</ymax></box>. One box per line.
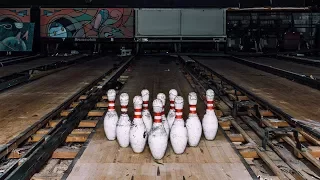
<box><xmin>66</xmin><ymin>56</ymin><xmax>252</xmax><ymax>180</ymax></box>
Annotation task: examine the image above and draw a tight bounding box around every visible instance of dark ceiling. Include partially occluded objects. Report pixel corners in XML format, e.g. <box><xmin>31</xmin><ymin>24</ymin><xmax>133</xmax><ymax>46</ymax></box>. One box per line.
<box><xmin>0</xmin><ymin>0</ymin><xmax>318</xmax><ymax>7</ymax></box>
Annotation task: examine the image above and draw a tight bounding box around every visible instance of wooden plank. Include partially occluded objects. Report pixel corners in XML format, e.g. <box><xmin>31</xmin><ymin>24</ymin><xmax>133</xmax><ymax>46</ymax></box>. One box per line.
<box><xmin>28</xmin><ymin>134</ymin><xmax>89</xmax><ymax>143</ymax></box>
<box><xmin>77</xmin><ymin>120</ymin><xmax>99</xmax><ymax>128</ymax></box>
<box><xmin>300</xmin><ymin>131</ymin><xmax>320</xmax><ymax>146</ymax></box>
<box><xmin>219</xmin><ymin>121</ymin><xmax>231</xmax><ymax>130</ymax></box>
<box><xmin>308</xmin><ymin>146</ymin><xmax>320</xmax><ymax>158</ymax></box>
<box><xmin>70</xmin><ymin>102</ymin><xmax>80</xmax><ymax>108</ymax></box>
<box><xmin>71</xmin><ymin>102</ymin><xmax>108</xmax><ymax>108</ymax></box>
<box><xmin>239</xmin><ymin>149</ymin><xmax>259</xmax><ymax>158</ymax></box>
<box><xmin>79</xmin><ymin>95</ymin><xmax>88</xmax><ymax>100</ymax></box>
<box><xmin>60</xmin><ymin>109</ymin><xmax>72</xmax><ymax>117</ymax></box>
<box><xmin>48</xmin><ymin>120</ymin><xmax>98</xmax><ymax>128</ymax></box>
<box><xmin>263</xmin><ymin>119</ymin><xmax>320</xmax><ymax>168</ymax></box>
<box><xmin>260</xmin><ymin>110</ymin><xmax>274</xmax><ymax>117</ymax></box>
<box><xmin>227</xmin><ymin>134</ymin><xmax>246</xmax><ymax>143</ymax></box>
<box><xmin>61</xmin><ymin>108</ymin><xmax>106</xmax><ymax>117</ymax></box>
<box><xmin>216</xmin><ymin>102</ymin><xmax>231</xmax><ymax>112</ymax></box>
<box><xmin>214</xmin><ymin>110</ymin><xmax>223</xmax><ymax>118</ymax></box>
<box><xmin>288</xmin><ymin>132</ymin><xmax>306</xmax><ymax>142</ymax></box>
<box><xmin>47</xmin><ymin>120</ymin><xmax>62</xmax><ymax>127</ymax></box>
<box><xmin>65</xmin><ymin>134</ymin><xmax>89</xmax><ymax>143</ymax></box>
<box><xmin>230</xmin><ymin>119</ymin><xmax>288</xmax><ymax>180</ymax></box>
<box><xmin>52</xmin><ymin>148</ymin><xmax>79</xmax><ymax>159</ymax></box>
<box><xmin>36</xmin><ymin>128</ymin><xmax>93</xmax><ymax>135</ymax></box>
<box><xmin>237</xmin><ymin>96</ymin><xmax>249</xmax><ymax>101</ymax></box>
<box><xmin>225</xmin><ymin>89</ymin><xmax>242</xmax><ymax>95</ymax></box>
<box><xmin>228</xmin><ymin>94</ymin><xmax>237</xmax><ymax>101</ymax></box>
<box><xmin>242</xmin><ymin>117</ymin><xmax>315</xmax><ymax>180</ymax></box>
<box><xmin>228</xmin><ymin>94</ymin><xmax>249</xmax><ymax>101</ymax></box>
<box><xmin>282</xmin><ymin>136</ymin><xmax>320</xmax><ymax>169</ymax></box>
<box><xmin>32</xmin><ymin>174</ymin><xmax>62</xmax><ymax>180</ymax></box>
<box><xmin>196</xmin><ymin>58</ymin><xmax>320</xmax><ymax>123</ymax></box>
<box><xmin>96</xmin><ymin>102</ymin><xmax>108</xmax><ymax>108</ymax></box>
<box><xmin>277</xmin><ymin>133</ymin><xmax>306</xmax><ymax>143</ymax></box>
<box><xmin>88</xmin><ymin>110</ymin><xmax>105</xmax><ymax>117</ymax></box>
<box><xmin>267</xmin><ymin>119</ymin><xmax>289</xmax><ymax>128</ymax></box>
<box><xmin>9</xmin><ymin>147</ymin><xmax>79</xmax><ymax>159</ymax></box>
<box><xmin>257</xmin><ymin>176</ymin><xmax>280</xmax><ymax>180</ymax></box>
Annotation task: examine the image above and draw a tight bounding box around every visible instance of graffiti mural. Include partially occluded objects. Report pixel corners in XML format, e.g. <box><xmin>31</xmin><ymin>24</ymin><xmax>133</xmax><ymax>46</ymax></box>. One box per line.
<box><xmin>40</xmin><ymin>8</ymin><xmax>134</xmax><ymax>38</ymax></box>
<box><xmin>0</xmin><ymin>22</ymin><xmax>35</xmax><ymax>51</ymax></box>
<box><xmin>0</xmin><ymin>8</ymin><xmax>30</xmax><ymax>23</ymax></box>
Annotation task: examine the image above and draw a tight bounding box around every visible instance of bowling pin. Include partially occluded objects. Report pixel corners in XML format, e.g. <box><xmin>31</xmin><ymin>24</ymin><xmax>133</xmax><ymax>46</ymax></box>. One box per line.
<box><xmin>170</xmin><ymin>96</ymin><xmax>188</xmax><ymax>154</ymax></box>
<box><xmin>104</xmin><ymin>89</ymin><xmax>119</xmax><ymax>140</ymax></box>
<box><xmin>116</xmin><ymin>93</ymin><xmax>131</xmax><ymax>147</ymax></box>
<box><xmin>167</xmin><ymin>89</ymin><xmax>178</xmax><ymax>129</ymax></box>
<box><xmin>202</xmin><ymin>89</ymin><xmax>218</xmax><ymax>140</ymax></box>
<box><xmin>141</xmin><ymin>89</ymin><xmax>152</xmax><ymax>134</ymax></box>
<box><xmin>157</xmin><ymin>93</ymin><xmax>170</xmax><ymax>135</ymax></box>
<box><xmin>148</xmin><ymin>99</ymin><xmax>168</xmax><ymax>160</ymax></box>
<box><xmin>130</xmin><ymin>96</ymin><xmax>147</xmax><ymax>153</ymax></box>
<box><xmin>186</xmin><ymin>92</ymin><xmax>202</xmax><ymax>146</ymax></box>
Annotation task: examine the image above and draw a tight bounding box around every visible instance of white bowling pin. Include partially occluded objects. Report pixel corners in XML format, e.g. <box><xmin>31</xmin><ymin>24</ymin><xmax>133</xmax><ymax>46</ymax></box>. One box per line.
<box><xmin>202</xmin><ymin>89</ymin><xmax>218</xmax><ymax>140</ymax></box>
<box><xmin>148</xmin><ymin>99</ymin><xmax>168</xmax><ymax>160</ymax></box>
<box><xmin>186</xmin><ymin>92</ymin><xmax>202</xmax><ymax>146</ymax></box>
<box><xmin>104</xmin><ymin>89</ymin><xmax>119</xmax><ymax>140</ymax></box>
<box><xmin>167</xmin><ymin>89</ymin><xmax>178</xmax><ymax>129</ymax></box>
<box><xmin>116</xmin><ymin>93</ymin><xmax>131</xmax><ymax>147</ymax></box>
<box><xmin>130</xmin><ymin>96</ymin><xmax>147</xmax><ymax>153</ymax></box>
<box><xmin>157</xmin><ymin>93</ymin><xmax>170</xmax><ymax>135</ymax></box>
<box><xmin>141</xmin><ymin>89</ymin><xmax>152</xmax><ymax>134</ymax></box>
<box><xmin>170</xmin><ymin>96</ymin><xmax>188</xmax><ymax>154</ymax></box>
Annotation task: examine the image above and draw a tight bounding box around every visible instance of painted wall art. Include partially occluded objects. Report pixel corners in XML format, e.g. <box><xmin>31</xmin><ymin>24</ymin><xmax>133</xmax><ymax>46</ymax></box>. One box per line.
<box><xmin>40</xmin><ymin>8</ymin><xmax>134</xmax><ymax>38</ymax></box>
<box><xmin>0</xmin><ymin>8</ymin><xmax>30</xmax><ymax>23</ymax></box>
<box><xmin>0</xmin><ymin>22</ymin><xmax>35</xmax><ymax>51</ymax></box>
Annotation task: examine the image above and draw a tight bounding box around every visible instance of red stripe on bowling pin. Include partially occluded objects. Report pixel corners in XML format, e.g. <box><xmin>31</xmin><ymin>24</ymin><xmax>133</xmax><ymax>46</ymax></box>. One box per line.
<box><xmin>189</xmin><ymin>105</ymin><xmax>197</xmax><ymax>114</ymax></box>
<box><xmin>143</xmin><ymin>101</ymin><xmax>148</xmax><ymax>110</ymax></box>
<box><xmin>108</xmin><ymin>101</ymin><xmax>115</xmax><ymax>111</ymax></box>
<box><xmin>134</xmin><ymin>108</ymin><xmax>142</xmax><ymax>119</ymax></box>
<box><xmin>154</xmin><ymin>112</ymin><xmax>162</xmax><ymax>123</ymax></box>
<box><xmin>121</xmin><ymin>105</ymin><xmax>127</xmax><ymax>113</ymax></box>
<box><xmin>206</xmin><ymin>100</ymin><xmax>215</xmax><ymax>110</ymax></box>
<box><xmin>175</xmin><ymin>109</ymin><xmax>183</xmax><ymax>119</ymax></box>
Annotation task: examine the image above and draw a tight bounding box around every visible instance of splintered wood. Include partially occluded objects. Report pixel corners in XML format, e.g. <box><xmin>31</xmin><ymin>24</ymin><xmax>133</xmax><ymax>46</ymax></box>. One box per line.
<box><xmin>196</xmin><ymin>57</ymin><xmax>320</xmax><ymax>122</ymax></box>
<box><xmin>66</xmin><ymin>127</ymin><xmax>252</xmax><ymax>180</ymax></box>
<box><xmin>0</xmin><ymin>57</ymin><xmax>117</xmax><ymax>145</ymax></box>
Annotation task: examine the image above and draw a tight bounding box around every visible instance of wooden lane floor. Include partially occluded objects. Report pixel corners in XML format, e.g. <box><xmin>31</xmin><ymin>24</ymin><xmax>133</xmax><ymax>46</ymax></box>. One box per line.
<box><xmin>194</xmin><ymin>57</ymin><xmax>320</xmax><ymax>121</ymax></box>
<box><xmin>0</xmin><ymin>56</ymin><xmax>120</xmax><ymax>145</ymax></box>
<box><xmin>0</xmin><ymin>54</ymin><xmax>84</xmax><ymax>78</ymax></box>
<box><xmin>66</xmin><ymin>56</ymin><xmax>253</xmax><ymax>180</ymax></box>
<box><xmin>243</xmin><ymin>57</ymin><xmax>320</xmax><ymax>79</ymax></box>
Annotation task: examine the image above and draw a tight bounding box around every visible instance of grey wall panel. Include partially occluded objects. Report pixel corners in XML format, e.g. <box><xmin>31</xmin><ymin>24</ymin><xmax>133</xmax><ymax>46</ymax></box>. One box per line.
<box><xmin>181</xmin><ymin>9</ymin><xmax>225</xmax><ymax>36</ymax></box>
<box><xmin>136</xmin><ymin>9</ymin><xmax>180</xmax><ymax>36</ymax></box>
<box><xmin>135</xmin><ymin>8</ymin><xmax>226</xmax><ymax>37</ymax></box>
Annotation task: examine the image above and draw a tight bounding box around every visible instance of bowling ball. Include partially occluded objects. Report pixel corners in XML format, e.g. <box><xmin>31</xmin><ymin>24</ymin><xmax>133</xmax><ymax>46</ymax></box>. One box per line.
<box><xmin>0</xmin><ymin>37</ymin><xmax>27</xmax><ymax>51</ymax></box>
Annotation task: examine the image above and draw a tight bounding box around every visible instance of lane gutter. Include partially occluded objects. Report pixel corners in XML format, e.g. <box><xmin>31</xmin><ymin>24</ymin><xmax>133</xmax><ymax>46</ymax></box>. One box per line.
<box><xmin>0</xmin><ymin>56</ymin><xmax>133</xmax><ymax>180</ymax></box>
<box><xmin>230</xmin><ymin>56</ymin><xmax>320</xmax><ymax>90</ymax></box>
<box><xmin>192</xmin><ymin>57</ymin><xmax>320</xmax><ymax>140</ymax></box>
<box><xmin>179</xmin><ymin>56</ymin><xmax>258</xmax><ymax>180</ymax></box>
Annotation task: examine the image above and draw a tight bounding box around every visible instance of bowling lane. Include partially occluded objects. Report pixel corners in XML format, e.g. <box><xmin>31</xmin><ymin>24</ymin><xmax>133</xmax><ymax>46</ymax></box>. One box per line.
<box><xmin>0</xmin><ymin>55</ymin><xmax>29</xmax><ymax>62</ymax></box>
<box><xmin>0</xmin><ymin>54</ymin><xmax>85</xmax><ymax>78</ymax></box>
<box><xmin>66</xmin><ymin>56</ymin><xmax>253</xmax><ymax>180</ymax></box>
<box><xmin>243</xmin><ymin>57</ymin><xmax>320</xmax><ymax>79</ymax></box>
<box><xmin>0</xmin><ymin>56</ymin><xmax>120</xmax><ymax>145</ymax></box>
<box><xmin>194</xmin><ymin>56</ymin><xmax>320</xmax><ymax>122</ymax></box>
